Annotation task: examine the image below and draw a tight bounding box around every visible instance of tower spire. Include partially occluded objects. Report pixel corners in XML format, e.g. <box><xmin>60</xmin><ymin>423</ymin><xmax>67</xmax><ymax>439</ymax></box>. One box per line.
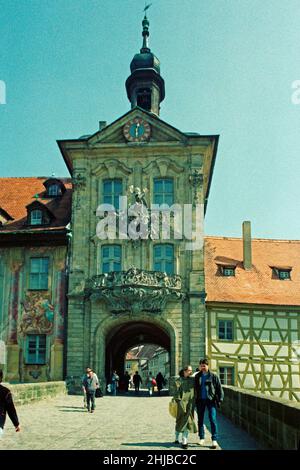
<box><xmin>125</xmin><ymin>4</ymin><xmax>165</xmax><ymax>115</ymax></box>
<box><xmin>141</xmin><ymin>14</ymin><xmax>150</xmax><ymax>53</ymax></box>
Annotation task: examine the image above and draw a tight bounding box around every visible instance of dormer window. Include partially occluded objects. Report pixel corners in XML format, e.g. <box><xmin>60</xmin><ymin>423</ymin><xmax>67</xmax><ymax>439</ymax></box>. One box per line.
<box><xmin>30</xmin><ymin>209</ymin><xmax>43</xmax><ymax>225</ymax></box>
<box><xmin>270</xmin><ymin>266</ymin><xmax>292</xmax><ymax>280</ymax></box>
<box><xmin>48</xmin><ymin>184</ymin><xmax>61</xmax><ymax>197</ymax></box>
<box><xmin>43</xmin><ymin>178</ymin><xmax>66</xmax><ymax>198</ymax></box>
<box><xmin>215</xmin><ymin>257</ymin><xmax>238</xmax><ymax>277</ymax></box>
<box><xmin>222</xmin><ymin>267</ymin><xmax>235</xmax><ymax>277</ymax></box>
<box><xmin>0</xmin><ymin>207</ymin><xmax>14</xmax><ymax>227</ymax></box>
<box><xmin>278</xmin><ymin>270</ymin><xmax>291</xmax><ymax>280</ymax></box>
<box><xmin>26</xmin><ymin>201</ymin><xmax>53</xmax><ymax>226</ymax></box>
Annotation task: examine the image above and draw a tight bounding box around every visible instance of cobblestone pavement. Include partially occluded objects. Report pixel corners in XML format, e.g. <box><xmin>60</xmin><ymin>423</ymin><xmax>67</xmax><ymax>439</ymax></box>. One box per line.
<box><xmin>0</xmin><ymin>392</ymin><xmax>261</xmax><ymax>450</ymax></box>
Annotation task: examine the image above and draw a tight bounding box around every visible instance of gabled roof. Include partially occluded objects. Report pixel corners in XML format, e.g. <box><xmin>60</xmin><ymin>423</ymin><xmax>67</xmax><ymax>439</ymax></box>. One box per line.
<box><xmin>205</xmin><ymin>236</ymin><xmax>300</xmax><ymax>306</ymax></box>
<box><xmin>0</xmin><ymin>177</ymin><xmax>72</xmax><ymax>234</ymax></box>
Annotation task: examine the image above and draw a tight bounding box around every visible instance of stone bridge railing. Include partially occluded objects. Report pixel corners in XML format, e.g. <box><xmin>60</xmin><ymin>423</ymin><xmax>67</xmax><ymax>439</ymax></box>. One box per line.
<box><xmin>221</xmin><ymin>385</ymin><xmax>300</xmax><ymax>450</ymax></box>
<box><xmin>3</xmin><ymin>381</ymin><xmax>67</xmax><ymax>406</ymax></box>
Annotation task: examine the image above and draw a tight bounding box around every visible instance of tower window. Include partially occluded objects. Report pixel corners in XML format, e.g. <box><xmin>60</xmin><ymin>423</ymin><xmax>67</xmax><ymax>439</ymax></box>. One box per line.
<box><xmin>154</xmin><ymin>244</ymin><xmax>174</xmax><ymax>275</ymax></box>
<box><xmin>101</xmin><ymin>245</ymin><xmax>121</xmax><ymax>273</ymax></box>
<box><xmin>137</xmin><ymin>88</ymin><xmax>151</xmax><ymax>111</ymax></box>
<box><xmin>103</xmin><ymin>179</ymin><xmax>123</xmax><ymax>210</ymax></box>
<box><xmin>153</xmin><ymin>178</ymin><xmax>174</xmax><ymax>206</ymax></box>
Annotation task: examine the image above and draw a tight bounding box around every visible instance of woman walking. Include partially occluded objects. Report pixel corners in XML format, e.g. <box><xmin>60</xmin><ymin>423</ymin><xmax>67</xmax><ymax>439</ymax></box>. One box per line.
<box><xmin>173</xmin><ymin>365</ymin><xmax>197</xmax><ymax>449</ymax></box>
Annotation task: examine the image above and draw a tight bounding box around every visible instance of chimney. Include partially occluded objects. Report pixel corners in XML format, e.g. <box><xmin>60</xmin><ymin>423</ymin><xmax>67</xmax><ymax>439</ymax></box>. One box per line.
<box><xmin>242</xmin><ymin>221</ymin><xmax>252</xmax><ymax>270</ymax></box>
<box><xmin>99</xmin><ymin>121</ymin><xmax>107</xmax><ymax>131</ymax></box>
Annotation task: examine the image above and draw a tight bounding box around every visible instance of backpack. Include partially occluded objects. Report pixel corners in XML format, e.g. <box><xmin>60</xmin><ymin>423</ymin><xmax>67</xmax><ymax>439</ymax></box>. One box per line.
<box><xmin>151</xmin><ymin>378</ymin><xmax>157</xmax><ymax>386</ymax></box>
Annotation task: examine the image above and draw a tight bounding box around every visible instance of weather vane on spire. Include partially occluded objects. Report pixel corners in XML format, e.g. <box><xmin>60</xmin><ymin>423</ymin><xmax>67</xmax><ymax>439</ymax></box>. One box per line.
<box><xmin>143</xmin><ymin>3</ymin><xmax>152</xmax><ymax>16</ymax></box>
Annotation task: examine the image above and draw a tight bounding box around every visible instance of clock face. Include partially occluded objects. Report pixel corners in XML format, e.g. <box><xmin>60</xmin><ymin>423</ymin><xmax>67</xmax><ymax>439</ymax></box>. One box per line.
<box><xmin>123</xmin><ymin>118</ymin><xmax>151</xmax><ymax>142</ymax></box>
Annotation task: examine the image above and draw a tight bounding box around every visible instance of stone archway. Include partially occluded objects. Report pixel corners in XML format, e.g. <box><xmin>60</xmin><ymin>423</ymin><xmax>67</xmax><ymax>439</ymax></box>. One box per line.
<box><xmin>93</xmin><ymin>314</ymin><xmax>179</xmax><ymax>385</ymax></box>
<box><xmin>105</xmin><ymin>321</ymin><xmax>170</xmax><ymax>382</ymax></box>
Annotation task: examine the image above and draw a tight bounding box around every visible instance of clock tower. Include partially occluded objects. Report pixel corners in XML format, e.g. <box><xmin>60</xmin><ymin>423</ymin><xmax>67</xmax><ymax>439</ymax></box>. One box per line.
<box><xmin>58</xmin><ymin>12</ymin><xmax>219</xmax><ymax>393</ymax></box>
<box><xmin>125</xmin><ymin>14</ymin><xmax>165</xmax><ymax>115</ymax></box>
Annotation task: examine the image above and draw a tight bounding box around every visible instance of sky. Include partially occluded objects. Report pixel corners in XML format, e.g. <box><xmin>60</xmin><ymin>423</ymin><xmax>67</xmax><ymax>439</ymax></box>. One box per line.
<box><xmin>0</xmin><ymin>0</ymin><xmax>300</xmax><ymax>240</ymax></box>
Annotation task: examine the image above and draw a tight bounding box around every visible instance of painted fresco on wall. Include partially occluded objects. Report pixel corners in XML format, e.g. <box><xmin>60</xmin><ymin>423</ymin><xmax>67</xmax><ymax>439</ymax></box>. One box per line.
<box><xmin>19</xmin><ymin>293</ymin><xmax>55</xmax><ymax>335</ymax></box>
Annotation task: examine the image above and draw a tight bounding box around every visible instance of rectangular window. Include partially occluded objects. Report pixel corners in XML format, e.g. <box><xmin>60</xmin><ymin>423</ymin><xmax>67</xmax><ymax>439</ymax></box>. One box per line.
<box><xmin>30</xmin><ymin>209</ymin><xmax>43</xmax><ymax>225</ymax></box>
<box><xmin>219</xmin><ymin>366</ymin><xmax>234</xmax><ymax>385</ymax></box>
<box><xmin>278</xmin><ymin>270</ymin><xmax>291</xmax><ymax>280</ymax></box>
<box><xmin>101</xmin><ymin>245</ymin><xmax>121</xmax><ymax>273</ymax></box>
<box><xmin>222</xmin><ymin>267</ymin><xmax>235</xmax><ymax>277</ymax></box>
<box><xmin>29</xmin><ymin>258</ymin><xmax>49</xmax><ymax>290</ymax></box>
<box><xmin>218</xmin><ymin>320</ymin><xmax>234</xmax><ymax>340</ymax></box>
<box><xmin>153</xmin><ymin>178</ymin><xmax>174</xmax><ymax>206</ymax></box>
<box><xmin>25</xmin><ymin>335</ymin><xmax>46</xmax><ymax>364</ymax></box>
<box><xmin>103</xmin><ymin>179</ymin><xmax>123</xmax><ymax>210</ymax></box>
<box><xmin>154</xmin><ymin>244</ymin><xmax>174</xmax><ymax>274</ymax></box>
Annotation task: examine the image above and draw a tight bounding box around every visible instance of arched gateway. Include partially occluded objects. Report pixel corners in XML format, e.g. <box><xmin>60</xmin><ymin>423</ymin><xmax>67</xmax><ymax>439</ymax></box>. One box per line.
<box><xmin>95</xmin><ymin>317</ymin><xmax>177</xmax><ymax>384</ymax></box>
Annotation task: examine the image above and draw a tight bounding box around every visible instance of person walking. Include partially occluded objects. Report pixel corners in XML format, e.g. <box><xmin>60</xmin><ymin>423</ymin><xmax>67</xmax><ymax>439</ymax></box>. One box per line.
<box><xmin>146</xmin><ymin>372</ymin><xmax>155</xmax><ymax>396</ymax></box>
<box><xmin>123</xmin><ymin>371</ymin><xmax>131</xmax><ymax>393</ymax></box>
<box><xmin>0</xmin><ymin>369</ymin><xmax>20</xmax><ymax>438</ymax></box>
<box><xmin>132</xmin><ymin>371</ymin><xmax>142</xmax><ymax>394</ymax></box>
<box><xmin>82</xmin><ymin>368</ymin><xmax>99</xmax><ymax>413</ymax></box>
<box><xmin>110</xmin><ymin>370</ymin><xmax>119</xmax><ymax>396</ymax></box>
<box><xmin>155</xmin><ymin>372</ymin><xmax>165</xmax><ymax>396</ymax></box>
<box><xmin>194</xmin><ymin>358</ymin><xmax>224</xmax><ymax>449</ymax></box>
<box><xmin>173</xmin><ymin>365</ymin><xmax>197</xmax><ymax>449</ymax></box>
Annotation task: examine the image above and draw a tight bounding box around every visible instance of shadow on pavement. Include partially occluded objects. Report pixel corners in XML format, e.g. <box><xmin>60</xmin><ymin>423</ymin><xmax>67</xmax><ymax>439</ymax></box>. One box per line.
<box><xmin>121</xmin><ymin>442</ymin><xmax>177</xmax><ymax>449</ymax></box>
<box><xmin>57</xmin><ymin>406</ymin><xmax>87</xmax><ymax>412</ymax></box>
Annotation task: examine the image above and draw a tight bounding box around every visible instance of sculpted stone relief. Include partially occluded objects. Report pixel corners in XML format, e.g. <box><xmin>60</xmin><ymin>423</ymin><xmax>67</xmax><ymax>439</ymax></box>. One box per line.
<box><xmin>87</xmin><ymin>267</ymin><xmax>184</xmax><ymax>314</ymax></box>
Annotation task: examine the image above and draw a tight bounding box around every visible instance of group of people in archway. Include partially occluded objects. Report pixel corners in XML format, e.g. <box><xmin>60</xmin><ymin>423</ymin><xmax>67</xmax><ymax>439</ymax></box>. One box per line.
<box><xmin>131</xmin><ymin>371</ymin><xmax>166</xmax><ymax>395</ymax></box>
<box><xmin>107</xmin><ymin>370</ymin><xmax>167</xmax><ymax>396</ymax></box>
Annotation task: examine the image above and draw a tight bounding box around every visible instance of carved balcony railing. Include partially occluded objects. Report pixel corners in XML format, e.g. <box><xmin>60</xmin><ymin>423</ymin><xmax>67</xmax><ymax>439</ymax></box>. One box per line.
<box><xmin>86</xmin><ymin>267</ymin><xmax>184</xmax><ymax>314</ymax></box>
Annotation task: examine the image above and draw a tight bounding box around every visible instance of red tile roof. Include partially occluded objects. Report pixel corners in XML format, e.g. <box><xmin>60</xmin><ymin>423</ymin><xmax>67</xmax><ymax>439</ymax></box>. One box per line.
<box><xmin>0</xmin><ymin>177</ymin><xmax>72</xmax><ymax>232</ymax></box>
<box><xmin>205</xmin><ymin>236</ymin><xmax>300</xmax><ymax>306</ymax></box>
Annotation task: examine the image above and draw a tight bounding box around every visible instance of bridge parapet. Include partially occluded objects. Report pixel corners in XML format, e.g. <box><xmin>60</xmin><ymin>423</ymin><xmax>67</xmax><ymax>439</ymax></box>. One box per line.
<box><xmin>222</xmin><ymin>385</ymin><xmax>300</xmax><ymax>450</ymax></box>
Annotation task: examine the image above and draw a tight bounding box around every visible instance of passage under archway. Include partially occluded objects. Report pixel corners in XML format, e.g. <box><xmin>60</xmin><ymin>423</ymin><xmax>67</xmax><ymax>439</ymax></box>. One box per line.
<box><xmin>105</xmin><ymin>321</ymin><xmax>171</xmax><ymax>383</ymax></box>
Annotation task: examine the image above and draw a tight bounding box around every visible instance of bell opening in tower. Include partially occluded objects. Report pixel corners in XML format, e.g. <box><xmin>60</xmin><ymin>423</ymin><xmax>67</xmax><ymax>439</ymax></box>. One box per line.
<box><xmin>137</xmin><ymin>88</ymin><xmax>151</xmax><ymax>111</ymax></box>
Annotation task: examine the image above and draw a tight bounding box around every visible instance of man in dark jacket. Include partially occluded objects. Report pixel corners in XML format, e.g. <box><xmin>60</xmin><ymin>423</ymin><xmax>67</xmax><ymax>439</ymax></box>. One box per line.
<box><xmin>0</xmin><ymin>369</ymin><xmax>20</xmax><ymax>437</ymax></box>
<box><xmin>194</xmin><ymin>359</ymin><xmax>224</xmax><ymax>449</ymax></box>
<box><xmin>82</xmin><ymin>368</ymin><xmax>99</xmax><ymax>413</ymax></box>
<box><xmin>132</xmin><ymin>371</ymin><xmax>142</xmax><ymax>394</ymax></box>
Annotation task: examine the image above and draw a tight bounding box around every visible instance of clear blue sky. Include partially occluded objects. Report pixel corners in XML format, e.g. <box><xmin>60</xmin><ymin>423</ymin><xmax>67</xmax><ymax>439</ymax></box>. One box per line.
<box><xmin>1</xmin><ymin>0</ymin><xmax>300</xmax><ymax>240</ymax></box>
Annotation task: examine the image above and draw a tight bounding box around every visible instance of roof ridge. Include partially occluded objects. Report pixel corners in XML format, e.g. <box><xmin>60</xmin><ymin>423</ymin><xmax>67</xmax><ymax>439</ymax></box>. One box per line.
<box><xmin>0</xmin><ymin>176</ymin><xmax>71</xmax><ymax>180</ymax></box>
<box><xmin>205</xmin><ymin>236</ymin><xmax>300</xmax><ymax>243</ymax></box>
